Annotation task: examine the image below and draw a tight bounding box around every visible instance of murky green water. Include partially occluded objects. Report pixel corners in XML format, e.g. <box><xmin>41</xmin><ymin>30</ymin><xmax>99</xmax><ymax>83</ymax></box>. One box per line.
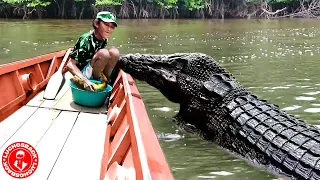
<box><xmin>2</xmin><ymin>18</ymin><xmax>320</xmax><ymax>179</ymax></box>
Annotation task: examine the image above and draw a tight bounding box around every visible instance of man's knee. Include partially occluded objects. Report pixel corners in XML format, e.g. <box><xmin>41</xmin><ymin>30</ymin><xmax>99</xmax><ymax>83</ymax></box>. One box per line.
<box><xmin>109</xmin><ymin>48</ymin><xmax>120</xmax><ymax>59</ymax></box>
<box><xmin>95</xmin><ymin>49</ymin><xmax>110</xmax><ymax>59</ymax></box>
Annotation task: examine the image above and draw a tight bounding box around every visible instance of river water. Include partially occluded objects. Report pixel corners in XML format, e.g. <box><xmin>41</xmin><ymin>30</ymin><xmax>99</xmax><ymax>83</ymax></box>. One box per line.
<box><xmin>1</xmin><ymin>18</ymin><xmax>320</xmax><ymax>179</ymax></box>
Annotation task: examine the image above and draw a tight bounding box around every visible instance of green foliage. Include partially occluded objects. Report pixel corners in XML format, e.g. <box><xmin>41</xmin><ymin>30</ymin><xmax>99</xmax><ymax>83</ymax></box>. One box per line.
<box><xmin>95</xmin><ymin>0</ymin><xmax>124</xmax><ymax>6</ymax></box>
<box><xmin>3</xmin><ymin>0</ymin><xmax>26</xmax><ymax>3</ymax></box>
<box><xmin>0</xmin><ymin>0</ymin><xmax>310</xmax><ymax>19</ymax></box>
<box><xmin>155</xmin><ymin>0</ymin><xmax>178</xmax><ymax>9</ymax></box>
<box><xmin>183</xmin><ymin>0</ymin><xmax>204</xmax><ymax>10</ymax></box>
<box><xmin>27</xmin><ymin>0</ymin><xmax>50</xmax><ymax>7</ymax></box>
<box><xmin>3</xmin><ymin>0</ymin><xmax>50</xmax><ymax>7</ymax></box>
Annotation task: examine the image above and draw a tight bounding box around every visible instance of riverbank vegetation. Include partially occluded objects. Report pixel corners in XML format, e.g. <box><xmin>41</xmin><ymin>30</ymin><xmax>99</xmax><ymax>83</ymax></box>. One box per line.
<box><xmin>0</xmin><ymin>0</ymin><xmax>319</xmax><ymax>19</ymax></box>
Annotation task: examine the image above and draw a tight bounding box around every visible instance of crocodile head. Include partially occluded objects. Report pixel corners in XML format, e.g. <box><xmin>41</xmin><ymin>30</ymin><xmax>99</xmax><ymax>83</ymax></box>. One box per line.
<box><xmin>119</xmin><ymin>53</ymin><xmax>239</xmax><ymax>126</ymax></box>
<box><xmin>120</xmin><ymin>53</ymin><xmax>183</xmax><ymax>103</ymax></box>
<box><xmin>120</xmin><ymin>53</ymin><xmax>225</xmax><ymax>101</ymax></box>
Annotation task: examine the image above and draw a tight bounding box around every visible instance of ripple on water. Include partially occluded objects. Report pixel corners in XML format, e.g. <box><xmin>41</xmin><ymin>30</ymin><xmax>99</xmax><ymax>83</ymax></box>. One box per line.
<box><xmin>271</xmin><ymin>86</ymin><xmax>290</xmax><ymax>90</ymax></box>
<box><xmin>295</xmin><ymin>96</ymin><xmax>316</xmax><ymax>101</ymax></box>
<box><xmin>282</xmin><ymin>105</ymin><xmax>302</xmax><ymax>111</ymax></box>
<box><xmin>296</xmin><ymin>86</ymin><xmax>311</xmax><ymax>88</ymax></box>
<box><xmin>304</xmin><ymin>108</ymin><xmax>320</xmax><ymax>113</ymax></box>
<box><xmin>173</xmin><ymin>167</ymin><xmax>186</xmax><ymax>170</ymax></box>
<box><xmin>198</xmin><ymin>175</ymin><xmax>216</xmax><ymax>179</ymax></box>
<box><xmin>303</xmin><ymin>91</ymin><xmax>320</xmax><ymax>95</ymax></box>
<box><xmin>209</xmin><ymin>171</ymin><xmax>233</xmax><ymax>176</ymax></box>
<box><xmin>152</xmin><ymin>107</ymin><xmax>172</xmax><ymax>112</ymax></box>
<box><xmin>157</xmin><ymin>132</ymin><xmax>183</xmax><ymax>142</ymax></box>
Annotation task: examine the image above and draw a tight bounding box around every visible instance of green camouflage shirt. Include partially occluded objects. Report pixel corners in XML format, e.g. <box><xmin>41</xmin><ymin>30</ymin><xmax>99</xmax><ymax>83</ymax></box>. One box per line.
<box><xmin>70</xmin><ymin>30</ymin><xmax>107</xmax><ymax>70</ymax></box>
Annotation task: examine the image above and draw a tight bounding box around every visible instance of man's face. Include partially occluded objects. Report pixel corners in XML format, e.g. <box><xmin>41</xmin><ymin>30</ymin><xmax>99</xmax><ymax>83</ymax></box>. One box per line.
<box><xmin>97</xmin><ymin>21</ymin><xmax>115</xmax><ymax>39</ymax></box>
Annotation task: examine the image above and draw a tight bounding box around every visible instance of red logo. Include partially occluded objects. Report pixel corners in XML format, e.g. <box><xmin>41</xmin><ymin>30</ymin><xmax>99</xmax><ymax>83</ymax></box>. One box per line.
<box><xmin>2</xmin><ymin>142</ymin><xmax>38</xmax><ymax>178</ymax></box>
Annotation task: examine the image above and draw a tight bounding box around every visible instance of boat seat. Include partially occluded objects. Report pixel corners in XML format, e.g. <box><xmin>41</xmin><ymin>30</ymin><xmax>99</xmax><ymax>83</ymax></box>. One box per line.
<box><xmin>108</xmin><ymin>105</ymin><xmax>121</xmax><ymax>123</ymax></box>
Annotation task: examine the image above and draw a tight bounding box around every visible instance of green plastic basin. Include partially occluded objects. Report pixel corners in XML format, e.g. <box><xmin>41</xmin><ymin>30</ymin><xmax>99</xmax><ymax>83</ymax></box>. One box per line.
<box><xmin>69</xmin><ymin>80</ymin><xmax>112</xmax><ymax>107</ymax></box>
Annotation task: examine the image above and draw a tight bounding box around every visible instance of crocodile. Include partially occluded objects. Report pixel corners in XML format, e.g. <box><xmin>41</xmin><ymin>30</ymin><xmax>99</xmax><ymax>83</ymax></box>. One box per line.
<box><xmin>119</xmin><ymin>53</ymin><xmax>320</xmax><ymax>179</ymax></box>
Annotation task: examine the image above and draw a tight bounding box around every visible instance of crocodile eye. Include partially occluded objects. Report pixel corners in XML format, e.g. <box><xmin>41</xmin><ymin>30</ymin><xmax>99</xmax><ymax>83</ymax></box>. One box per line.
<box><xmin>203</xmin><ymin>81</ymin><xmax>215</xmax><ymax>92</ymax></box>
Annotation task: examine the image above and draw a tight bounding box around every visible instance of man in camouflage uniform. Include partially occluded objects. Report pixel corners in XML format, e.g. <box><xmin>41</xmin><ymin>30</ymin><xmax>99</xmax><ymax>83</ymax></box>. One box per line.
<box><xmin>67</xmin><ymin>11</ymin><xmax>120</xmax><ymax>91</ymax></box>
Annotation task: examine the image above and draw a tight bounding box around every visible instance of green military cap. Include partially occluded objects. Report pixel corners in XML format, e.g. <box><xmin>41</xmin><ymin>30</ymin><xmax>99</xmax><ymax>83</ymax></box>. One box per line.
<box><xmin>96</xmin><ymin>11</ymin><xmax>118</xmax><ymax>27</ymax></box>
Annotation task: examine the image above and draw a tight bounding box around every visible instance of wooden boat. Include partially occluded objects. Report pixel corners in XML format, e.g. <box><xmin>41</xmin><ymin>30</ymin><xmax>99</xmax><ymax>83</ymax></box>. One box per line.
<box><xmin>0</xmin><ymin>49</ymin><xmax>174</xmax><ymax>180</ymax></box>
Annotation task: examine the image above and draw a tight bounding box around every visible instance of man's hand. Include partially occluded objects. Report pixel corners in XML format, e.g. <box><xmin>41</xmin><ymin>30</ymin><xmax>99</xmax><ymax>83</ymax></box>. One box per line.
<box><xmin>83</xmin><ymin>78</ymin><xmax>96</xmax><ymax>92</ymax></box>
